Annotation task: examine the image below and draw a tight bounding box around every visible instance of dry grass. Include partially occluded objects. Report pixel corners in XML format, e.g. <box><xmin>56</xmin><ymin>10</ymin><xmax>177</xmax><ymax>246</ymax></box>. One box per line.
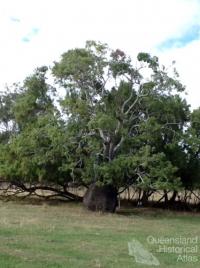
<box><xmin>0</xmin><ymin>200</ymin><xmax>199</xmax><ymax>267</ymax></box>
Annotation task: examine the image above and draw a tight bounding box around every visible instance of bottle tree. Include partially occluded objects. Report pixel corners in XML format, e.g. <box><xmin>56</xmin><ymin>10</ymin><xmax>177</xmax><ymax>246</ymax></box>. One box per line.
<box><xmin>52</xmin><ymin>41</ymin><xmax>188</xmax><ymax>211</ymax></box>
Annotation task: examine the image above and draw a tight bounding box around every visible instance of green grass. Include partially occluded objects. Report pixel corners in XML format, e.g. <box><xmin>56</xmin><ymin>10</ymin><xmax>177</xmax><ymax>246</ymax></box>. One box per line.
<box><xmin>0</xmin><ymin>200</ymin><xmax>199</xmax><ymax>267</ymax></box>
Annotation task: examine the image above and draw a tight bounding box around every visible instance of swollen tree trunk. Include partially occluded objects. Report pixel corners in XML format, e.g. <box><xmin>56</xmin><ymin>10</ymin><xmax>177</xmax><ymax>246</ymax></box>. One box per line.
<box><xmin>83</xmin><ymin>183</ymin><xmax>118</xmax><ymax>212</ymax></box>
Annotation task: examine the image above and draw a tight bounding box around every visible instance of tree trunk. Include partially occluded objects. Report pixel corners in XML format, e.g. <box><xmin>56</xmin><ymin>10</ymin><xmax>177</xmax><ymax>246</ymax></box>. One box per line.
<box><xmin>83</xmin><ymin>183</ymin><xmax>118</xmax><ymax>212</ymax></box>
<box><xmin>164</xmin><ymin>190</ymin><xmax>169</xmax><ymax>207</ymax></box>
<box><xmin>169</xmin><ymin>190</ymin><xmax>178</xmax><ymax>204</ymax></box>
<box><xmin>141</xmin><ymin>190</ymin><xmax>149</xmax><ymax>206</ymax></box>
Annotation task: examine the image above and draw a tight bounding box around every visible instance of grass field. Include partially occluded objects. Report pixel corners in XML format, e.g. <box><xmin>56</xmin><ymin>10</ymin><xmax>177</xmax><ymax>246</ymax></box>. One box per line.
<box><xmin>0</xmin><ymin>200</ymin><xmax>199</xmax><ymax>268</ymax></box>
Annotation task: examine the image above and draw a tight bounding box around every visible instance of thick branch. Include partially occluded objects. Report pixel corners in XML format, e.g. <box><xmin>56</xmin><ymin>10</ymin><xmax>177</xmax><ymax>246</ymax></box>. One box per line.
<box><xmin>121</xmin><ymin>90</ymin><xmax>134</xmax><ymax>113</ymax></box>
<box><xmin>113</xmin><ymin>136</ymin><xmax>124</xmax><ymax>154</ymax></box>
<box><xmin>10</xmin><ymin>181</ymin><xmax>82</xmax><ymax>201</ymax></box>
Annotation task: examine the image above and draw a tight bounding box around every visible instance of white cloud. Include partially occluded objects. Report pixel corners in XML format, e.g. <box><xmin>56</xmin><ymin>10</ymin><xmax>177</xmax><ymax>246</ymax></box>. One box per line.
<box><xmin>156</xmin><ymin>39</ymin><xmax>200</xmax><ymax>110</ymax></box>
<box><xmin>0</xmin><ymin>0</ymin><xmax>200</xmax><ymax>109</ymax></box>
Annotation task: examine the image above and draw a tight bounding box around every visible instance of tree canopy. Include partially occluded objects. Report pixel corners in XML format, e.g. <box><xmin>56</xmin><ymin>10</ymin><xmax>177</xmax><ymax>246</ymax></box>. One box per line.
<box><xmin>0</xmin><ymin>41</ymin><xmax>199</xmax><ymax>207</ymax></box>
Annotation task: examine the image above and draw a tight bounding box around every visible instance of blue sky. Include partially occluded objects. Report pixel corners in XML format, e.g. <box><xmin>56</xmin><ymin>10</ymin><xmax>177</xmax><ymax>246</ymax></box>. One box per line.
<box><xmin>158</xmin><ymin>24</ymin><xmax>200</xmax><ymax>50</ymax></box>
<box><xmin>21</xmin><ymin>28</ymin><xmax>40</xmax><ymax>43</ymax></box>
<box><xmin>0</xmin><ymin>0</ymin><xmax>200</xmax><ymax>109</ymax></box>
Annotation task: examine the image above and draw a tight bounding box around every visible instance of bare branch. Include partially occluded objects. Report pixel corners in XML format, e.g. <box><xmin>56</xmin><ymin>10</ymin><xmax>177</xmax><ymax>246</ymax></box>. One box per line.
<box><xmin>114</xmin><ymin>121</ymin><xmax>121</xmax><ymax>135</ymax></box>
<box><xmin>98</xmin><ymin>128</ymin><xmax>110</xmax><ymax>143</ymax></box>
<box><xmin>99</xmin><ymin>128</ymin><xmax>107</xmax><ymax>141</ymax></box>
<box><xmin>113</xmin><ymin>136</ymin><xmax>124</xmax><ymax>154</ymax></box>
<box><xmin>121</xmin><ymin>90</ymin><xmax>134</xmax><ymax>113</ymax></box>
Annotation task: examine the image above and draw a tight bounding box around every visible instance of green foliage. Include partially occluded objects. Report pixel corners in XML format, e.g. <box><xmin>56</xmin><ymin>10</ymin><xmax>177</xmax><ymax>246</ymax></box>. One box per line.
<box><xmin>137</xmin><ymin>52</ymin><xmax>159</xmax><ymax>70</ymax></box>
<box><xmin>51</xmin><ymin>41</ymin><xmax>191</xmax><ymax>190</ymax></box>
<box><xmin>182</xmin><ymin>108</ymin><xmax>200</xmax><ymax>188</ymax></box>
<box><xmin>13</xmin><ymin>67</ymin><xmax>54</xmax><ymax>129</ymax></box>
<box><xmin>53</xmin><ymin>49</ymin><xmax>95</xmax><ymax>81</ymax></box>
<box><xmin>0</xmin><ymin>114</ymin><xmax>68</xmax><ymax>183</ymax></box>
<box><xmin>0</xmin><ymin>41</ymin><xmax>199</xmax><ymax>194</ymax></box>
<box><xmin>0</xmin><ymin>67</ymin><xmax>71</xmax><ymax>186</ymax></box>
<box><xmin>0</xmin><ymin>90</ymin><xmax>18</xmax><ymax>143</ymax></box>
